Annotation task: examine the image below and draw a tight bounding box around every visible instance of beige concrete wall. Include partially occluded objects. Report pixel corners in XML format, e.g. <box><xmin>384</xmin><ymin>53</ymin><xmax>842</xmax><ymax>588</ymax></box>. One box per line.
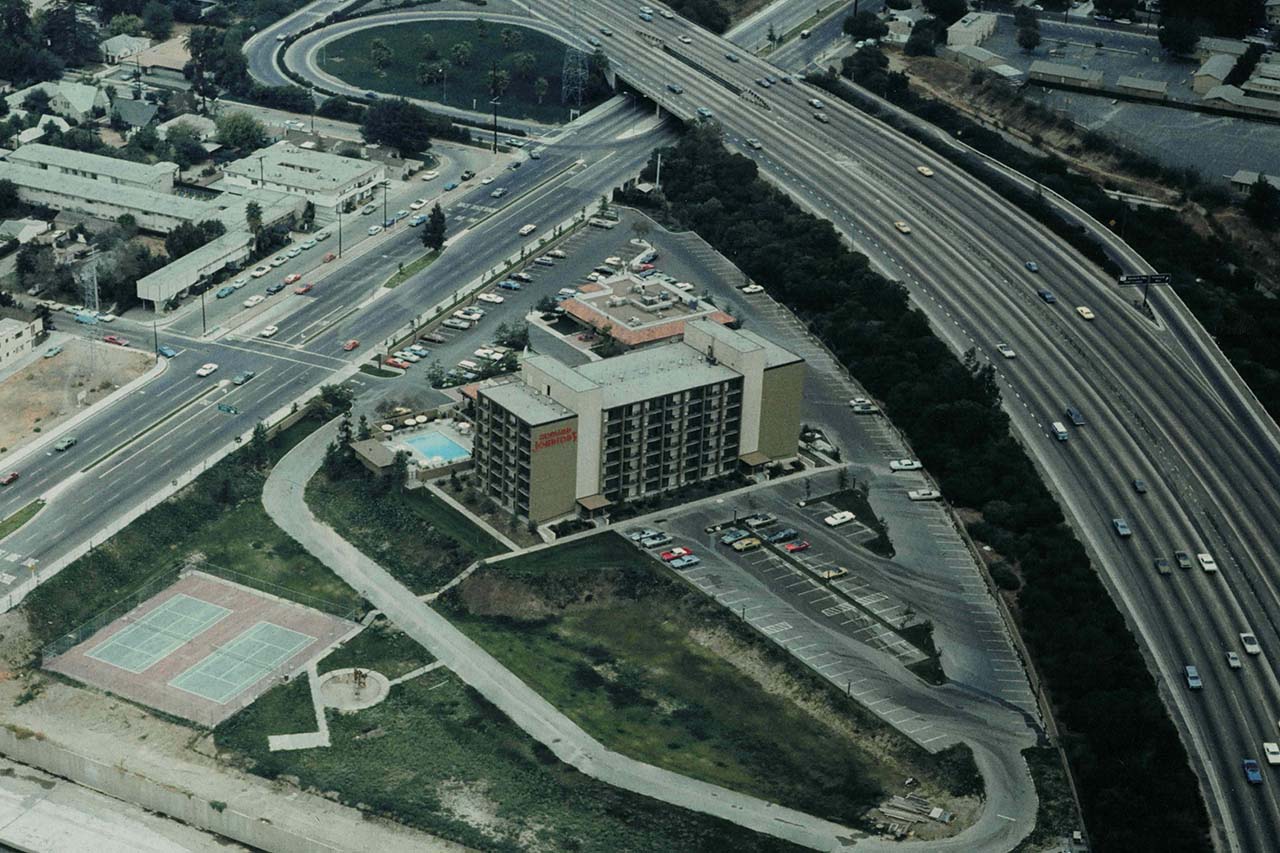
<box><xmin>527</xmin><ymin>416</ymin><xmax>579</xmax><ymax>522</ymax></box>
<box><xmin>757</xmin><ymin>362</ymin><xmax>804</xmax><ymax>460</ymax></box>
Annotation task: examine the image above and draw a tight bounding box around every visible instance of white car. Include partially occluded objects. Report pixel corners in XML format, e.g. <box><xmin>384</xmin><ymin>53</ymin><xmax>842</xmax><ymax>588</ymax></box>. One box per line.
<box><xmin>1241</xmin><ymin>632</ymin><xmax>1262</xmax><ymax>655</ymax></box>
<box><xmin>250</xmin><ymin>266</ymin><xmax>271</xmax><ymax>278</ymax></box>
<box><xmin>394</xmin><ymin>350</ymin><xmax>421</xmax><ymax>363</ymax></box>
<box><xmin>889</xmin><ymin>459</ymin><xmax>922</xmax><ymax>471</ymax></box>
<box><xmin>1227</xmin><ymin>651</ymin><xmax>1243</xmax><ymax>670</ymax></box>
<box><xmin>481</xmin><ymin>176</ymin><xmax>494</xmax><ymax>185</ymax></box>
<box><xmin>741</xmin><ymin>284</ymin><xmax>764</xmax><ymax>294</ymax></box>
<box><xmin>908</xmin><ymin>489</ymin><xmax>942</xmax><ymax>501</ymax></box>
<box><xmin>478</xmin><ymin>292</ymin><xmax>505</xmax><ymax>304</ymax></box>
<box><xmin>1198</xmin><ymin>552</ymin><xmax>1219</xmax><ymax>573</ymax></box>
<box><xmin>678</xmin><ymin>34</ymin><xmax>692</xmax><ymax>43</ymax></box>
<box><xmin>260</xmin><ymin>325</ymin><xmax>279</xmax><ymax>338</ymax></box>
<box><xmin>849</xmin><ymin>397</ymin><xmax>879</xmax><ymax>414</ymax></box>
<box><xmin>519</xmin><ymin>223</ymin><xmax>538</xmax><ymax>235</ymax></box>
<box><xmin>674</xmin><ymin>281</ymin><xmax>694</xmax><ymax>291</ymax></box>
<box><xmin>269</xmin><ymin>256</ymin><xmax>287</xmax><ymax>267</ymax></box>
<box><xmin>1265</xmin><ymin>743</ymin><xmax>1280</xmax><ymax>765</ymax></box>
<box><xmin>409</xmin><ymin>199</ymin><xmax>427</xmax><ymax>210</ymax></box>
<box><xmin>420</xmin><ymin>170</ymin><xmax>439</xmax><ymax>181</ymax></box>
<box><xmin>96</xmin><ymin>312</ymin><xmax>117</xmax><ymax>322</ymax></box>
<box><xmin>314</xmin><ymin>230</ymin><xmax>331</xmax><ymax>241</ymax></box>
<box><xmin>368</xmin><ymin>225</ymin><xmax>383</xmax><ymax>236</ymax></box>
<box><xmin>243</xmin><ymin>294</ymin><xmax>265</xmax><ymax>308</ymax></box>
<box><xmin>995</xmin><ymin>343</ymin><xmax>1016</xmax><ymax>359</ymax></box>
<box><xmin>231</xmin><ymin>278</ymin><xmax>248</xmax><ymax>289</ymax></box>
<box><xmin>195</xmin><ymin>362</ymin><xmax>218</xmax><ymax>377</ymax></box>
<box><xmin>823</xmin><ymin>510</ymin><xmax>856</xmax><ymax>527</ymax></box>
<box><xmin>286</xmin><ymin>247</ymin><xmax>301</xmax><ymax>258</ymax></box>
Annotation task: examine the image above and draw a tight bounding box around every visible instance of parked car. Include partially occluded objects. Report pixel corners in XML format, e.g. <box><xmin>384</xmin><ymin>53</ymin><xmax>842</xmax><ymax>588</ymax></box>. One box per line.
<box><xmin>285</xmin><ymin>273</ymin><xmax>302</xmax><ymax>284</ymax></box>
<box><xmin>766</xmin><ymin>528</ymin><xmax>798</xmax><ymax>543</ymax></box>
<box><xmin>719</xmin><ymin>528</ymin><xmax>750</xmax><ymax>545</ymax></box>
<box><xmin>908</xmin><ymin>489</ymin><xmax>942</xmax><ymax>501</ymax></box>
<box><xmin>824</xmin><ymin>511</ymin><xmax>856</xmax><ymax>527</ymax></box>
<box><xmin>294</xmin><ymin>283</ymin><xmax>314</xmax><ymax>295</ymax></box>
<box><xmin>269</xmin><ymin>255</ymin><xmax>287</xmax><ymax>267</ymax></box>
<box><xmin>641</xmin><ymin>533</ymin><xmax>673</xmax><ymax>548</ymax></box>
<box><xmin>43</xmin><ymin>345</ymin><xmax>63</xmax><ymax>358</ymax></box>
<box><xmin>410</xmin><ymin>199</ymin><xmax>427</xmax><ymax>210</ymax></box>
<box><xmin>385</xmin><ymin>357</ymin><xmax>411</xmax><ymax>369</ymax></box>
<box><xmin>820</xmin><ymin>567</ymin><xmax>849</xmax><ymax>580</ymax></box>
<box><xmin>849</xmin><ymin>397</ymin><xmax>879</xmax><ymax>413</ymax></box>
<box><xmin>323</xmin><ymin>251</ymin><xmax>337</xmax><ymax>263</ymax></box>
<box><xmin>367</xmin><ymin>225</ymin><xmax>383</xmax><ymax>236</ymax></box>
<box><xmin>243</xmin><ymin>294</ymin><xmax>265</xmax><ymax>308</ymax></box>
<box><xmin>215</xmin><ymin>285</ymin><xmax>235</xmax><ymax>299</ymax></box>
<box><xmin>669</xmin><ymin>555</ymin><xmax>701</xmax><ymax>569</ymax></box>
<box><xmin>266</xmin><ymin>282</ymin><xmax>286</xmax><ymax>294</ymax></box>
<box><xmin>628</xmin><ymin>528</ymin><xmax>660</xmax><ymax>542</ymax></box>
<box><xmin>784</xmin><ymin>540</ymin><xmax>810</xmax><ymax>553</ymax></box>
<box><xmin>889</xmin><ymin>459</ymin><xmax>922</xmax><ymax>471</ymax></box>
<box><xmin>661</xmin><ymin>548</ymin><xmax>693</xmax><ymax>562</ymax></box>
<box><xmin>250</xmin><ymin>266</ymin><xmax>271</xmax><ymax>278</ymax></box>
<box><xmin>102</xmin><ymin>335</ymin><xmax>128</xmax><ymax>346</ymax></box>
<box><xmin>731</xmin><ymin>537</ymin><xmax>762</xmax><ymax>552</ymax></box>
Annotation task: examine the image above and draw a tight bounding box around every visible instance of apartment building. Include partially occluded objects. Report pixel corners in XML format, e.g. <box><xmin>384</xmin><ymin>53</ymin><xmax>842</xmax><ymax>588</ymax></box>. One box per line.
<box><xmin>470</xmin><ymin>319</ymin><xmax>804</xmax><ymax>521</ymax></box>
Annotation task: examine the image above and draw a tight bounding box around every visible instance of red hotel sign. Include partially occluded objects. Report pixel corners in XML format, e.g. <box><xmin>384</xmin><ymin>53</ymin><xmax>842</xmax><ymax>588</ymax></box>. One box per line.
<box><xmin>534</xmin><ymin>426</ymin><xmax>577</xmax><ymax>452</ymax></box>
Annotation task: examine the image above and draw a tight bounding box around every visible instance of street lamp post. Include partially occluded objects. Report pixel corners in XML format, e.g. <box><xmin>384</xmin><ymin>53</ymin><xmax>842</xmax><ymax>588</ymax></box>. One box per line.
<box><xmin>491</xmin><ymin>97</ymin><xmax>500</xmax><ymax>153</ymax></box>
<box><xmin>337</xmin><ymin>205</ymin><xmax>344</xmax><ymax>257</ymax></box>
<box><xmin>199</xmin><ymin>289</ymin><xmax>207</xmax><ymax>335</ymax></box>
<box><xmin>382</xmin><ymin>181</ymin><xmax>388</xmax><ymax>226</ymax></box>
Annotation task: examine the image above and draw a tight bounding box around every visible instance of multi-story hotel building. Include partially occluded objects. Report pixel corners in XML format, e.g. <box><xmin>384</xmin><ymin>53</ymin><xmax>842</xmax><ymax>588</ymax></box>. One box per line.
<box><xmin>469</xmin><ymin>319</ymin><xmax>804</xmax><ymax>521</ymax></box>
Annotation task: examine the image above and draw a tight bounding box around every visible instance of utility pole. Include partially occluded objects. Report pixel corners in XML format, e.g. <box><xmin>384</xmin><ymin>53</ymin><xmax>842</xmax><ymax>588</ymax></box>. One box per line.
<box><xmin>199</xmin><ymin>289</ymin><xmax>207</xmax><ymax>335</ymax></box>
<box><xmin>655</xmin><ymin>152</ymin><xmax>662</xmax><ymax>189</ymax></box>
<box><xmin>382</xmin><ymin>180</ymin><xmax>388</xmax><ymax>226</ymax></box>
<box><xmin>337</xmin><ymin>205</ymin><xmax>344</xmax><ymax>257</ymax></box>
<box><xmin>152</xmin><ymin>315</ymin><xmax>159</xmax><ymax>361</ymax></box>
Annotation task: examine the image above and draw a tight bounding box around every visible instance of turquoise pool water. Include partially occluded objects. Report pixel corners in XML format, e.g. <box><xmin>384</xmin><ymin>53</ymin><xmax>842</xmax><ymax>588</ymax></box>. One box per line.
<box><xmin>402</xmin><ymin>430</ymin><xmax>469</xmax><ymax>462</ymax></box>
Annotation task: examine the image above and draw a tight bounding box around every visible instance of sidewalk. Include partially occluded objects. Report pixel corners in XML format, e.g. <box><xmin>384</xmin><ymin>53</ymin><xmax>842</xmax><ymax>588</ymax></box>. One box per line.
<box><xmin>261</xmin><ymin>418</ymin><xmax>863</xmax><ymax>852</ymax></box>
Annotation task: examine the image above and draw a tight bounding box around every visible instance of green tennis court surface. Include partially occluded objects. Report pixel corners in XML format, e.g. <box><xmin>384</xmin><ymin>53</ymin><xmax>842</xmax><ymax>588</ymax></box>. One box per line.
<box><xmin>87</xmin><ymin>594</ymin><xmax>230</xmax><ymax>673</ymax></box>
<box><xmin>169</xmin><ymin>621</ymin><xmax>314</xmax><ymax>704</ymax></box>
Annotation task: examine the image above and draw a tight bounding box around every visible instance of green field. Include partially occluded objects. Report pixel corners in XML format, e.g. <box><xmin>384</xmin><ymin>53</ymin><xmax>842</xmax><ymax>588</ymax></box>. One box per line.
<box><xmin>319</xmin><ymin>20</ymin><xmax>605</xmax><ymax>123</ymax></box>
<box><xmin>216</xmin><ymin>674</ymin><xmax>802</xmax><ymax>852</ymax></box>
<box><xmin>438</xmin><ymin>533</ymin><xmax>979</xmax><ymax>827</ymax></box>
<box><xmin>306</xmin><ymin>469</ymin><xmax>506</xmax><ymax>595</ymax></box>
<box><xmin>319</xmin><ymin>617</ymin><xmax>433</xmax><ymax>680</ymax></box>
<box><xmin>23</xmin><ymin>414</ymin><xmax>363</xmax><ymax>647</ymax></box>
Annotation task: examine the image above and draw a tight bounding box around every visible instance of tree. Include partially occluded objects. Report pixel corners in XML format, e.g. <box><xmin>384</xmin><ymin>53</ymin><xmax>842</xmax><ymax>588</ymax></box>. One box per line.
<box><xmin>369</xmin><ymin>37</ymin><xmax>391</xmax><ymax>73</ymax></box>
<box><xmin>165</xmin><ymin>219</ymin><xmax>225</xmax><ymax>259</ymax></box>
<box><xmin>245</xmin><ymin>200</ymin><xmax>262</xmax><ymax>239</ymax></box>
<box><xmin>357</xmin><ymin>414</ymin><xmax>371</xmax><ymax>440</ymax></box>
<box><xmin>249</xmin><ymin>421</ymin><xmax>269</xmax><ymax>465</ymax></box>
<box><xmin>1093</xmin><ymin>0</ymin><xmax>1138</xmax><ymax>18</ymax></box>
<box><xmin>38</xmin><ymin>1</ymin><xmax>99</xmax><ymax>66</ymax></box>
<box><xmin>0</xmin><ymin>178</ymin><xmax>19</xmax><ymax>216</ymax></box>
<box><xmin>450</xmin><ymin>40</ymin><xmax>472</xmax><ymax>67</ymax></box>
<box><xmin>1012</xmin><ymin>6</ymin><xmax>1039</xmax><ymax>29</ymax></box>
<box><xmin>385</xmin><ymin>450</ymin><xmax>409</xmax><ymax>492</ymax></box>
<box><xmin>904</xmin><ymin>20</ymin><xmax>940</xmax><ymax>57</ymax></box>
<box><xmin>843</xmin><ymin>11</ymin><xmax>888</xmax><ymax>41</ymax></box>
<box><xmin>500</xmin><ymin>27</ymin><xmax>522</xmax><ymax>51</ymax></box>
<box><xmin>416</xmin><ymin>61</ymin><xmax>435</xmax><ymax>89</ymax></box>
<box><xmin>420</xmin><ymin>32</ymin><xmax>437</xmax><ymax>59</ymax></box>
<box><xmin>511</xmin><ymin>51</ymin><xmax>536</xmax><ymax>81</ymax></box>
<box><xmin>534</xmin><ymin>76</ymin><xmax>549</xmax><ymax>104</ymax></box>
<box><xmin>1244</xmin><ymin>176</ymin><xmax>1280</xmax><ymax>229</ymax></box>
<box><xmin>21</xmin><ymin>88</ymin><xmax>51</xmax><ymax>116</ymax></box>
<box><xmin>921</xmin><ymin>0</ymin><xmax>967</xmax><ymax>26</ymax></box>
<box><xmin>165</xmin><ymin>122</ymin><xmax>206</xmax><ymax>169</ymax></box>
<box><xmin>318</xmin><ymin>383</ymin><xmax>354</xmax><ymax>415</ymax></box>
<box><xmin>141</xmin><ymin>0</ymin><xmax>172</xmax><ymax>39</ymax></box>
<box><xmin>215</xmin><ymin>111</ymin><xmax>267</xmax><ymax>151</ymax></box>
<box><xmin>108</xmin><ymin>13</ymin><xmax>144</xmax><ymax>35</ymax></box>
<box><xmin>1017</xmin><ymin>27</ymin><xmax>1041</xmax><ymax>53</ymax></box>
<box><xmin>422</xmin><ymin>202</ymin><xmax>446</xmax><ymax>251</ymax></box>
<box><xmin>488</xmin><ymin>66</ymin><xmax>511</xmax><ymax>98</ymax></box>
<box><xmin>360</xmin><ymin>97</ymin><xmax>449</xmax><ymax>156</ymax></box>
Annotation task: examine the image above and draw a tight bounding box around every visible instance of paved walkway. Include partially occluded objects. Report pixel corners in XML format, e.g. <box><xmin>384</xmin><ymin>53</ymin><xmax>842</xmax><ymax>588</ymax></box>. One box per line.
<box><xmin>262</xmin><ymin>419</ymin><xmax>863</xmax><ymax>851</ymax></box>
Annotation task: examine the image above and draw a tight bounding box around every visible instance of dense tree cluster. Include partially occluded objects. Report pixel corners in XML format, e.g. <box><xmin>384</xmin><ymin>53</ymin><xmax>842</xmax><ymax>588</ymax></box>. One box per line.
<box><xmin>164</xmin><ymin>219</ymin><xmax>226</xmax><ymax>260</ymax></box>
<box><xmin>665</xmin><ymin>0</ymin><xmax>730</xmax><ymax>33</ymax></box>
<box><xmin>1161</xmin><ymin>0</ymin><xmax>1256</xmax><ymax>37</ymax></box>
<box><xmin>360</xmin><ymin>97</ymin><xmax>465</xmax><ymax>155</ymax></box>
<box><xmin>641</xmin><ymin>126</ymin><xmax>1211</xmax><ymax>853</ymax></box>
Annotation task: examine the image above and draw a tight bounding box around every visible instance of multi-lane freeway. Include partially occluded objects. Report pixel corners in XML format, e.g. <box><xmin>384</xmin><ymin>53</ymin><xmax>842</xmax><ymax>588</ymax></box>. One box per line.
<box><xmin>508</xmin><ymin>2</ymin><xmax>1280</xmax><ymax>849</ymax></box>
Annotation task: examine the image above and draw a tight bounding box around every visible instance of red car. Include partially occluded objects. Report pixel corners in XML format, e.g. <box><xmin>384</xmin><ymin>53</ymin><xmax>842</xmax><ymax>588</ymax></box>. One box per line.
<box><xmin>384</xmin><ymin>357</ymin><xmax>411</xmax><ymax>369</ymax></box>
<box><xmin>660</xmin><ymin>547</ymin><xmax>692</xmax><ymax>562</ymax></box>
<box><xmin>0</xmin><ymin>471</ymin><xmax>18</xmax><ymax>486</ymax></box>
<box><xmin>342</xmin><ymin>339</ymin><xmax>360</xmax><ymax>351</ymax></box>
<box><xmin>102</xmin><ymin>335</ymin><xmax>129</xmax><ymax>346</ymax></box>
<box><xmin>294</xmin><ymin>283</ymin><xmax>314</xmax><ymax>295</ymax></box>
<box><xmin>323</xmin><ymin>251</ymin><xmax>336</xmax><ymax>263</ymax></box>
<box><xmin>784</xmin><ymin>540</ymin><xmax>810</xmax><ymax>553</ymax></box>
<box><xmin>284</xmin><ymin>273</ymin><xmax>302</xmax><ymax>284</ymax></box>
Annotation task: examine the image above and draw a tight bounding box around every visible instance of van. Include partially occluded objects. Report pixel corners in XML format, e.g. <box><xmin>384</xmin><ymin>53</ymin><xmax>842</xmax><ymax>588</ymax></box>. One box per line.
<box><xmin>1052</xmin><ymin>422</ymin><xmax>1069</xmax><ymax>441</ymax></box>
<box><xmin>800</xmin><ymin>28</ymin><xmax>811</xmax><ymax>38</ymax></box>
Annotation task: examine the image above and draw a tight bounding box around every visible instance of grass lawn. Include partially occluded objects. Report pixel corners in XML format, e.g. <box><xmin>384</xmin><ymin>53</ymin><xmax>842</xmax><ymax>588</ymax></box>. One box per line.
<box><xmin>216</xmin><ymin>675</ymin><xmax>802</xmax><ymax>852</ymax></box>
<box><xmin>23</xmin><ymin>414</ymin><xmax>363</xmax><ymax>648</ymax></box>
<box><xmin>0</xmin><ymin>499</ymin><xmax>44</xmax><ymax>540</ymax></box>
<box><xmin>318</xmin><ymin>617</ymin><xmax>433</xmax><ymax>680</ymax></box>
<box><xmin>319</xmin><ymin>20</ymin><xmax>606</xmax><ymax>124</ymax></box>
<box><xmin>439</xmin><ymin>533</ymin><xmax>980</xmax><ymax>828</ymax></box>
<box><xmin>306</xmin><ymin>468</ymin><xmax>506</xmax><ymax>595</ymax></box>
<box><xmin>383</xmin><ymin>249</ymin><xmax>437</xmax><ymax>288</ymax></box>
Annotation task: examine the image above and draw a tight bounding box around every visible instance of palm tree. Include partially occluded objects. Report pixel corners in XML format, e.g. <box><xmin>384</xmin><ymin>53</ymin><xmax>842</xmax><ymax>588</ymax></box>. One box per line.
<box><xmin>534</xmin><ymin>76</ymin><xmax>549</xmax><ymax>104</ymax></box>
<box><xmin>369</xmin><ymin>38</ymin><xmax>391</xmax><ymax>73</ymax></box>
<box><xmin>246</xmin><ymin>200</ymin><xmax>262</xmax><ymax>251</ymax></box>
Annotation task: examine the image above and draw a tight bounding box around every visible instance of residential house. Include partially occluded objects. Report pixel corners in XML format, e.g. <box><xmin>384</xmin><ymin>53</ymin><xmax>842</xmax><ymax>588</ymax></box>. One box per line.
<box><xmin>100</xmin><ymin>34</ymin><xmax>152</xmax><ymax>64</ymax></box>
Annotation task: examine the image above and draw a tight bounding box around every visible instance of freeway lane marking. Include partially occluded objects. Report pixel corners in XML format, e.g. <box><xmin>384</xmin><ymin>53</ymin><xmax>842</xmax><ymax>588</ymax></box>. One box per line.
<box><xmin>81</xmin><ymin>384</ymin><xmax>222</xmax><ymax>473</ymax></box>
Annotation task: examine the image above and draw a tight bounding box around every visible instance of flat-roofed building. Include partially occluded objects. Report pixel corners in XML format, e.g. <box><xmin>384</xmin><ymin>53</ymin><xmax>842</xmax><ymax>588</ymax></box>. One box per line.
<box><xmin>1195</xmin><ymin>54</ymin><xmax>1237</xmax><ymax>94</ymax></box>
<box><xmin>470</xmin><ymin>319</ymin><xmax>804</xmax><ymax>521</ymax></box>
<box><xmin>947</xmin><ymin>12</ymin><xmax>996</xmax><ymax>48</ymax></box>
<box><xmin>0</xmin><ymin>306</ymin><xmax>40</xmax><ymax>370</ymax></box>
<box><xmin>562</xmin><ymin>273</ymin><xmax>736</xmax><ymax>349</ymax></box>
<box><xmin>1028</xmin><ymin>61</ymin><xmax>1103</xmax><ymax>89</ymax></box>
<box><xmin>8</xmin><ymin>143</ymin><xmax>177</xmax><ymax>192</ymax></box>
<box><xmin>222</xmin><ymin>141</ymin><xmax>384</xmax><ymax>224</ymax></box>
<box><xmin>1116</xmin><ymin>76</ymin><xmax>1168</xmax><ymax>99</ymax></box>
<box><xmin>946</xmin><ymin>44</ymin><xmax>1004</xmax><ymax>69</ymax></box>
<box><xmin>1196</xmin><ymin>37</ymin><xmax>1248</xmax><ymax>60</ymax></box>
<box><xmin>0</xmin><ymin>161</ymin><xmax>195</xmax><ymax>233</ymax></box>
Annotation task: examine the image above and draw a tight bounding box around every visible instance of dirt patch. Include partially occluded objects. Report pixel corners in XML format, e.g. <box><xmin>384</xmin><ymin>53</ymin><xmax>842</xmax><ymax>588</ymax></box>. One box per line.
<box><xmin>455</xmin><ymin>569</ymin><xmax>629</xmax><ymax>620</ymax></box>
<box><xmin>0</xmin><ymin>337</ymin><xmax>151</xmax><ymax>456</ymax></box>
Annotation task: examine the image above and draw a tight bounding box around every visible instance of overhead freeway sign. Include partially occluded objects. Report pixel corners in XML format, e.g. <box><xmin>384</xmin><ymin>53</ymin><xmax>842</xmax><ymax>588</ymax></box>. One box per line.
<box><xmin>1118</xmin><ymin>274</ymin><xmax>1171</xmax><ymax>286</ymax></box>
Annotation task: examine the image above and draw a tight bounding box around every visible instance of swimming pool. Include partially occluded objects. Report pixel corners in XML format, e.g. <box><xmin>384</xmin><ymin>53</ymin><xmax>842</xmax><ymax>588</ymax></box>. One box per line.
<box><xmin>402</xmin><ymin>430</ymin><xmax>470</xmax><ymax>464</ymax></box>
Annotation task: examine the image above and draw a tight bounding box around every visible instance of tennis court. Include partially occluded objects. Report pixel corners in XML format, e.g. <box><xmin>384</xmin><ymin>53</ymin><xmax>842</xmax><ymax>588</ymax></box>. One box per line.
<box><xmin>45</xmin><ymin>570</ymin><xmax>358</xmax><ymax>726</ymax></box>
<box><xmin>170</xmin><ymin>621</ymin><xmax>315</xmax><ymax>704</ymax></box>
<box><xmin>86</xmin><ymin>594</ymin><xmax>230</xmax><ymax>673</ymax></box>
